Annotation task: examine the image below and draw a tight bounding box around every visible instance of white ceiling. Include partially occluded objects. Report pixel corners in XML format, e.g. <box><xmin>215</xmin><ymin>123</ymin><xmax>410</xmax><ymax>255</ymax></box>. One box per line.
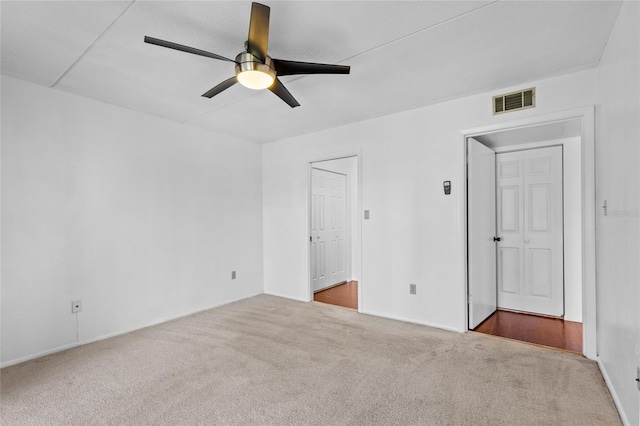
<box><xmin>1</xmin><ymin>1</ymin><xmax>622</xmax><ymax>143</ymax></box>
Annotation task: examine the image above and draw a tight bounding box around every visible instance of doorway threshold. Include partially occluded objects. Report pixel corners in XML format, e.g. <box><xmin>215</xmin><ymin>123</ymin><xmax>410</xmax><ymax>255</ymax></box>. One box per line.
<box><xmin>473</xmin><ymin>309</ymin><xmax>582</xmax><ymax>353</ymax></box>
<box><xmin>313</xmin><ymin>281</ymin><xmax>358</xmax><ymax>310</ymax></box>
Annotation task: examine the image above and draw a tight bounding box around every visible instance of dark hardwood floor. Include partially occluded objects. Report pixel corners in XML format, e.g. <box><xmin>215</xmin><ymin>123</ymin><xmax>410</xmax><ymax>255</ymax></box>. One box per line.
<box><xmin>315</xmin><ymin>285</ymin><xmax>581</xmax><ymax>352</ymax></box>
<box><xmin>473</xmin><ymin>309</ymin><xmax>583</xmax><ymax>353</ymax></box>
<box><xmin>313</xmin><ymin>281</ymin><xmax>358</xmax><ymax>310</ymax></box>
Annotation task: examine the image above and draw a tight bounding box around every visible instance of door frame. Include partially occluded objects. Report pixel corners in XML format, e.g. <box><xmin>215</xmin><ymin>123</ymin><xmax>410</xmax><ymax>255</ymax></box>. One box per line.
<box><xmin>307</xmin><ymin>152</ymin><xmax>362</xmax><ymax>310</ymax></box>
<box><xmin>461</xmin><ymin>106</ymin><xmax>597</xmax><ymax>359</ymax></box>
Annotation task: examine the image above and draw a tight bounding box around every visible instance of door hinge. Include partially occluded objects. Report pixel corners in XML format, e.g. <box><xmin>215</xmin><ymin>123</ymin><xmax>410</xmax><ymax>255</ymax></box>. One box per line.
<box><xmin>310</xmin><ymin>236</ymin><xmax>312</xmax><ymax>242</ymax></box>
<box><xmin>467</xmin><ymin>294</ymin><xmax>472</xmax><ymax>303</ymax></box>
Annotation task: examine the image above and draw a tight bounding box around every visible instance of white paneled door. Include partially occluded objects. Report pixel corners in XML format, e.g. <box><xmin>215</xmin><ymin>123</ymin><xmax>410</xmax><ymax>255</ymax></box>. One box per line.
<box><xmin>311</xmin><ymin>168</ymin><xmax>347</xmax><ymax>292</ymax></box>
<box><xmin>496</xmin><ymin>146</ymin><xmax>564</xmax><ymax>316</ymax></box>
<box><xmin>468</xmin><ymin>138</ymin><xmax>498</xmax><ymax>329</ymax></box>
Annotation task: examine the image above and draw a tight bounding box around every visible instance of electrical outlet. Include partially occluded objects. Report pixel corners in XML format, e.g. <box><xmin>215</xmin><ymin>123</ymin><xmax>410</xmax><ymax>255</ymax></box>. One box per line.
<box><xmin>71</xmin><ymin>300</ymin><xmax>82</xmax><ymax>314</ymax></box>
<box><xmin>231</xmin><ymin>271</ymin><xmax>237</xmax><ymax>280</ymax></box>
<box><xmin>409</xmin><ymin>284</ymin><xmax>417</xmax><ymax>295</ymax></box>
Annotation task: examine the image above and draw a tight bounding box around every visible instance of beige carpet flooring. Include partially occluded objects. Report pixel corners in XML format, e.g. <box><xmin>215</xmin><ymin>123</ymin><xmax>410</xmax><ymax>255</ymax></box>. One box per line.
<box><xmin>1</xmin><ymin>295</ymin><xmax>620</xmax><ymax>425</ymax></box>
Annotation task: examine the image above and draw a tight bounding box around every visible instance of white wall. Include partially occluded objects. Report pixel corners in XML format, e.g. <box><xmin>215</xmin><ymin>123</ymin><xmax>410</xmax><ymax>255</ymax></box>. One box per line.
<box><xmin>312</xmin><ymin>157</ymin><xmax>360</xmax><ymax>283</ymax></box>
<box><xmin>1</xmin><ymin>77</ymin><xmax>264</xmax><ymax>366</ymax></box>
<box><xmin>594</xmin><ymin>2</ymin><xmax>640</xmax><ymax>425</ymax></box>
<box><xmin>494</xmin><ymin>137</ymin><xmax>582</xmax><ymax>322</ymax></box>
<box><xmin>263</xmin><ymin>68</ymin><xmax>596</xmax><ymax>331</ymax></box>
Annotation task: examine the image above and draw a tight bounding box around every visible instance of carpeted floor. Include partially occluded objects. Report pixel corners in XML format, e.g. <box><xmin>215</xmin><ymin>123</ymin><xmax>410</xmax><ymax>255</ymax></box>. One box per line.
<box><xmin>1</xmin><ymin>294</ymin><xmax>621</xmax><ymax>425</ymax></box>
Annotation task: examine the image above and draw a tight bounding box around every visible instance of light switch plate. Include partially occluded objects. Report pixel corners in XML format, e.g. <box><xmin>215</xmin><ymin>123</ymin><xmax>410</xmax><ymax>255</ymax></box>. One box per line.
<box><xmin>364</xmin><ymin>210</ymin><xmax>370</xmax><ymax>220</ymax></box>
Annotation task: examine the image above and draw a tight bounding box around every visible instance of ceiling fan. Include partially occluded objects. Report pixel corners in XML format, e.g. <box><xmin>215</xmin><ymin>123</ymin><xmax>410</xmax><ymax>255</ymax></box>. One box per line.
<box><xmin>144</xmin><ymin>2</ymin><xmax>350</xmax><ymax>108</ymax></box>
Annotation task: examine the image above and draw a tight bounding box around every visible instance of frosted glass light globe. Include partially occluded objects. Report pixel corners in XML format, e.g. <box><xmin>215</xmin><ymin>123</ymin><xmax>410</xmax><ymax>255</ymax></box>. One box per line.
<box><xmin>237</xmin><ymin>70</ymin><xmax>275</xmax><ymax>90</ymax></box>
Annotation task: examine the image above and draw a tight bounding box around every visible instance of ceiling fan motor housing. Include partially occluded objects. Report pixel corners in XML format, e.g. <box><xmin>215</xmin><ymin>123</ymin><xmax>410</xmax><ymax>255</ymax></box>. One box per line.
<box><xmin>235</xmin><ymin>52</ymin><xmax>276</xmax><ymax>89</ymax></box>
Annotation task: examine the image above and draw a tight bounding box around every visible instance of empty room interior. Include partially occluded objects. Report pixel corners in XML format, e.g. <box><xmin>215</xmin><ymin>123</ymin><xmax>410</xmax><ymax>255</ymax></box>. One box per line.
<box><xmin>1</xmin><ymin>1</ymin><xmax>639</xmax><ymax>425</ymax></box>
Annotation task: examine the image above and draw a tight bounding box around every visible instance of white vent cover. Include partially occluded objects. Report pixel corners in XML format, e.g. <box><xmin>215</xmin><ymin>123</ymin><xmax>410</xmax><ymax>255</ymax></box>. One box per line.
<box><xmin>493</xmin><ymin>88</ymin><xmax>535</xmax><ymax>115</ymax></box>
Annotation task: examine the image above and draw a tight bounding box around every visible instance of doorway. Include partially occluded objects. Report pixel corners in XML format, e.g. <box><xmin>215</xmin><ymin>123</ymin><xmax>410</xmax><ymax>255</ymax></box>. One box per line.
<box><xmin>466</xmin><ymin>118</ymin><xmax>585</xmax><ymax>352</ymax></box>
<box><xmin>309</xmin><ymin>156</ymin><xmax>359</xmax><ymax>310</ymax></box>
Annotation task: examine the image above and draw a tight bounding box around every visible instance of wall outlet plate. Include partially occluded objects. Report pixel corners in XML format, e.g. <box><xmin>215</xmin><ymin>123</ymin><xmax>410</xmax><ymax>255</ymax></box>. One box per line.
<box><xmin>231</xmin><ymin>271</ymin><xmax>237</xmax><ymax>280</ymax></box>
<box><xmin>71</xmin><ymin>300</ymin><xmax>82</xmax><ymax>314</ymax></box>
<box><xmin>409</xmin><ymin>284</ymin><xmax>417</xmax><ymax>295</ymax></box>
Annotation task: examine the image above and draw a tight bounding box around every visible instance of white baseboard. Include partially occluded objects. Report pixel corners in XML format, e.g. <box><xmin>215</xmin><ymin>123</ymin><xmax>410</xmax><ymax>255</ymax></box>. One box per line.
<box><xmin>1</xmin><ymin>342</ymin><xmax>83</xmax><ymax>369</ymax></box>
<box><xmin>263</xmin><ymin>293</ymin><xmax>464</xmax><ymax>334</ymax></box>
<box><xmin>359</xmin><ymin>309</ymin><xmax>464</xmax><ymax>333</ymax></box>
<box><xmin>263</xmin><ymin>290</ymin><xmax>310</xmax><ymax>302</ymax></box>
<box><xmin>1</xmin><ymin>292</ymin><xmax>262</xmax><ymax>369</ymax></box>
<box><xmin>597</xmin><ymin>357</ymin><xmax>630</xmax><ymax>426</ymax></box>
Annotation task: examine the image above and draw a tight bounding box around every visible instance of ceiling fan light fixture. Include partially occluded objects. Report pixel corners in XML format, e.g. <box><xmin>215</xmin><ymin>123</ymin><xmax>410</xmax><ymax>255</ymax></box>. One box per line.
<box><xmin>237</xmin><ymin>70</ymin><xmax>275</xmax><ymax>90</ymax></box>
<box><xmin>235</xmin><ymin>52</ymin><xmax>276</xmax><ymax>90</ymax></box>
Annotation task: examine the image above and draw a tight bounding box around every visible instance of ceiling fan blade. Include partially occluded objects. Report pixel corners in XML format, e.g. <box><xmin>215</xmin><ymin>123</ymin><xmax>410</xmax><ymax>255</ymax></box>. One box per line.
<box><xmin>272</xmin><ymin>59</ymin><xmax>350</xmax><ymax>76</ymax></box>
<box><xmin>247</xmin><ymin>2</ymin><xmax>270</xmax><ymax>62</ymax></box>
<box><xmin>202</xmin><ymin>77</ymin><xmax>238</xmax><ymax>98</ymax></box>
<box><xmin>144</xmin><ymin>36</ymin><xmax>235</xmax><ymax>63</ymax></box>
<box><xmin>268</xmin><ymin>78</ymin><xmax>300</xmax><ymax>108</ymax></box>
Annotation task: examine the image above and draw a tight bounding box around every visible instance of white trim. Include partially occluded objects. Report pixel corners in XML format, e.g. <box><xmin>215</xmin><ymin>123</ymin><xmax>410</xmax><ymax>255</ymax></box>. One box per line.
<box><xmin>0</xmin><ymin>292</ymin><xmax>263</xmax><ymax>369</ymax></box>
<box><xmin>597</xmin><ymin>358</ymin><xmax>631</xmax><ymax>426</ymax></box>
<box><xmin>310</xmin><ymin>167</ymin><xmax>347</xmax><ymax>177</ymax></box>
<box><xmin>307</xmin><ymin>151</ymin><xmax>361</xmax><ymax>164</ymax></box>
<box><xmin>2</xmin><ymin>342</ymin><xmax>82</xmax><ymax>370</ymax></box>
<box><xmin>461</xmin><ymin>106</ymin><xmax>597</xmax><ymax>360</ymax></box>
<box><xmin>580</xmin><ymin>106</ymin><xmax>597</xmax><ymax>360</ymax></box>
<box><xmin>263</xmin><ymin>291</ymin><xmax>308</xmax><ymax>303</ymax></box>
<box><xmin>460</xmin><ymin>107</ymin><xmax>590</xmax><ymax>138</ymax></box>
<box><xmin>360</xmin><ymin>310</ymin><xmax>464</xmax><ymax>333</ymax></box>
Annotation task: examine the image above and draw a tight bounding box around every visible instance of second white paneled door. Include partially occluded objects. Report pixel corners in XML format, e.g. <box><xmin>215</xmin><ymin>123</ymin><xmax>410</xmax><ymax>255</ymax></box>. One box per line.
<box><xmin>468</xmin><ymin>138</ymin><xmax>498</xmax><ymax>329</ymax></box>
<box><xmin>311</xmin><ymin>168</ymin><xmax>347</xmax><ymax>292</ymax></box>
<box><xmin>496</xmin><ymin>146</ymin><xmax>564</xmax><ymax>317</ymax></box>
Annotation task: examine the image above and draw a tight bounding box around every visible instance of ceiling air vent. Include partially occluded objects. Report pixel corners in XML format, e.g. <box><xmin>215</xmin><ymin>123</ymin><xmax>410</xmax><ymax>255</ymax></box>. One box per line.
<box><xmin>493</xmin><ymin>88</ymin><xmax>535</xmax><ymax>115</ymax></box>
